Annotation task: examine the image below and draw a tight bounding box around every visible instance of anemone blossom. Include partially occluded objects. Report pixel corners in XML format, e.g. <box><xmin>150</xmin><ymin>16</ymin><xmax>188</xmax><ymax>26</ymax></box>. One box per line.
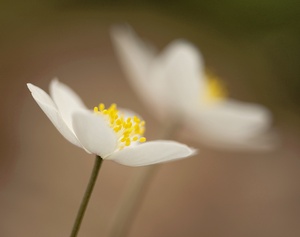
<box><xmin>111</xmin><ymin>26</ymin><xmax>276</xmax><ymax>151</ymax></box>
<box><xmin>27</xmin><ymin>80</ymin><xmax>196</xmax><ymax>166</ymax></box>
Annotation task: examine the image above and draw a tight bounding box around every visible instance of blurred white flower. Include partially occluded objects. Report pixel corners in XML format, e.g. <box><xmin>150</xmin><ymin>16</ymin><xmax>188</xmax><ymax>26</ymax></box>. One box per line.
<box><xmin>27</xmin><ymin>80</ymin><xmax>196</xmax><ymax>166</ymax></box>
<box><xmin>111</xmin><ymin>26</ymin><xmax>276</xmax><ymax>151</ymax></box>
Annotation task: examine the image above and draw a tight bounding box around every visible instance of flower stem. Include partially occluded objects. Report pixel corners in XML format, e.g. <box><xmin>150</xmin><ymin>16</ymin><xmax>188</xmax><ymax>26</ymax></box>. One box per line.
<box><xmin>107</xmin><ymin>165</ymin><xmax>159</xmax><ymax>237</ymax></box>
<box><xmin>107</xmin><ymin>121</ymin><xmax>180</xmax><ymax>237</ymax></box>
<box><xmin>70</xmin><ymin>155</ymin><xmax>103</xmax><ymax>237</ymax></box>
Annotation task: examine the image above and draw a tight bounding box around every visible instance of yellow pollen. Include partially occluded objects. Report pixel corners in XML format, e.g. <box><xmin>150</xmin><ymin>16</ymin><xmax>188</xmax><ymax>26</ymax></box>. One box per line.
<box><xmin>125</xmin><ymin>138</ymin><xmax>131</xmax><ymax>146</ymax></box>
<box><xmin>109</xmin><ymin>103</ymin><xmax>116</xmax><ymax>110</ymax></box>
<box><xmin>114</xmin><ymin>126</ymin><xmax>121</xmax><ymax>132</ymax></box>
<box><xmin>94</xmin><ymin>103</ymin><xmax>147</xmax><ymax>149</ymax></box>
<box><xmin>125</xmin><ymin>122</ymin><xmax>132</xmax><ymax>128</ymax></box>
<box><xmin>121</xmin><ymin>137</ymin><xmax>126</xmax><ymax>142</ymax></box>
<box><xmin>139</xmin><ymin>137</ymin><xmax>146</xmax><ymax>142</ymax></box>
<box><xmin>133</xmin><ymin>136</ymin><xmax>138</xmax><ymax>141</ymax></box>
<box><xmin>203</xmin><ymin>70</ymin><xmax>227</xmax><ymax>103</ymax></box>
<box><xmin>99</xmin><ymin>103</ymin><xmax>105</xmax><ymax>111</ymax></box>
<box><xmin>133</xmin><ymin>116</ymin><xmax>140</xmax><ymax>123</ymax></box>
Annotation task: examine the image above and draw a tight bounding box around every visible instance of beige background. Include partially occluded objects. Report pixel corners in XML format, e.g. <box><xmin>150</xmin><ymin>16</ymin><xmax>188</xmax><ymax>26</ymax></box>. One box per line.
<box><xmin>1</xmin><ymin>6</ymin><xmax>300</xmax><ymax>237</ymax></box>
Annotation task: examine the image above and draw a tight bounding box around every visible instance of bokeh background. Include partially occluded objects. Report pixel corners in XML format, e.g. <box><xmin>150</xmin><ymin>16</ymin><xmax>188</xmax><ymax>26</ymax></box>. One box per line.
<box><xmin>1</xmin><ymin>1</ymin><xmax>300</xmax><ymax>236</ymax></box>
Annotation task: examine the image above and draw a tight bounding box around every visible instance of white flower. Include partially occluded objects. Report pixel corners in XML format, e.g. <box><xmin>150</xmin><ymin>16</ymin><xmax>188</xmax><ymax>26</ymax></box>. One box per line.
<box><xmin>111</xmin><ymin>26</ymin><xmax>276</xmax><ymax>151</ymax></box>
<box><xmin>27</xmin><ymin>79</ymin><xmax>196</xmax><ymax>166</ymax></box>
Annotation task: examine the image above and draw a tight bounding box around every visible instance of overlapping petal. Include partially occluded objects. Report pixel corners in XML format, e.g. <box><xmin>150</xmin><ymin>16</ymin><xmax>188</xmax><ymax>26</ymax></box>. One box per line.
<box><xmin>111</xmin><ymin>26</ymin><xmax>166</xmax><ymax>119</ymax></box>
<box><xmin>111</xmin><ymin>27</ymin><xmax>204</xmax><ymax>120</ymax></box>
<box><xmin>50</xmin><ymin>79</ymin><xmax>87</xmax><ymax>130</ymax></box>
<box><xmin>150</xmin><ymin>40</ymin><xmax>203</xmax><ymax>114</ymax></box>
<box><xmin>187</xmin><ymin>99</ymin><xmax>271</xmax><ymax>142</ymax></box>
<box><xmin>110</xmin><ymin>26</ymin><xmax>156</xmax><ymax>98</ymax></box>
<box><xmin>184</xmin><ymin>125</ymin><xmax>276</xmax><ymax>151</ymax></box>
<box><xmin>72</xmin><ymin>111</ymin><xmax>118</xmax><ymax>158</ymax></box>
<box><xmin>107</xmin><ymin>140</ymin><xmax>196</xmax><ymax>166</ymax></box>
<box><xmin>27</xmin><ymin>83</ymin><xmax>82</xmax><ymax>147</ymax></box>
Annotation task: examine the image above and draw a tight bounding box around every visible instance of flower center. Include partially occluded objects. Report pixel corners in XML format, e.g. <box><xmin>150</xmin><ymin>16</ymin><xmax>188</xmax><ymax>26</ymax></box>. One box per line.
<box><xmin>94</xmin><ymin>103</ymin><xmax>146</xmax><ymax>149</ymax></box>
<box><xmin>202</xmin><ymin>71</ymin><xmax>227</xmax><ymax>104</ymax></box>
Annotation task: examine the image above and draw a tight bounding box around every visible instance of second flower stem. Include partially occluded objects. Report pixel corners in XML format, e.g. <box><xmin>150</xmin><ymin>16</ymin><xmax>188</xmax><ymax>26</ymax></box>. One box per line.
<box><xmin>70</xmin><ymin>155</ymin><xmax>103</xmax><ymax>237</ymax></box>
<box><xmin>107</xmin><ymin>165</ymin><xmax>159</xmax><ymax>237</ymax></box>
<box><xmin>107</xmin><ymin>121</ymin><xmax>179</xmax><ymax>237</ymax></box>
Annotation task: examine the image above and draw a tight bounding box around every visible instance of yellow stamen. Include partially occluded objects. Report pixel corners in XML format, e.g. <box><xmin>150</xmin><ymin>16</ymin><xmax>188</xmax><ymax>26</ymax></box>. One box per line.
<box><xmin>94</xmin><ymin>103</ymin><xmax>147</xmax><ymax>149</ymax></box>
<box><xmin>139</xmin><ymin>128</ymin><xmax>145</xmax><ymax>134</ymax></box>
<box><xmin>102</xmin><ymin>109</ymin><xmax>108</xmax><ymax>115</ymax></box>
<box><xmin>139</xmin><ymin>137</ymin><xmax>146</xmax><ymax>143</ymax></box>
<box><xmin>203</xmin><ymin>70</ymin><xmax>227</xmax><ymax>103</ymax></box>
<box><xmin>125</xmin><ymin>138</ymin><xmax>131</xmax><ymax>146</ymax></box>
<box><xmin>133</xmin><ymin>136</ymin><xmax>138</xmax><ymax>141</ymax></box>
<box><xmin>133</xmin><ymin>116</ymin><xmax>140</xmax><ymax>123</ymax></box>
<box><xmin>99</xmin><ymin>103</ymin><xmax>105</xmax><ymax>111</ymax></box>
<box><xmin>121</xmin><ymin>137</ymin><xmax>126</xmax><ymax>142</ymax></box>
<box><xmin>109</xmin><ymin>103</ymin><xmax>116</xmax><ymax>110</ymax></box>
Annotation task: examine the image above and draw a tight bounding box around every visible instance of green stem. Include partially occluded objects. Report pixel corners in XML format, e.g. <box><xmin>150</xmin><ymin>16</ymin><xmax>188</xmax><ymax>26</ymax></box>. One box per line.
<box><xmin>107</xmin><ymin>165</ymin><xmax>159</xmax><ymax>237</ymax></box>
<box><xmin>107</xmin><ymin>121</ymin><xmax>180</xmax><ymax>237</ymax></box>
<box><xmin>70</xmin><ymin>155</ymin><xmax>103</xmax><ymax>237</ymax></box>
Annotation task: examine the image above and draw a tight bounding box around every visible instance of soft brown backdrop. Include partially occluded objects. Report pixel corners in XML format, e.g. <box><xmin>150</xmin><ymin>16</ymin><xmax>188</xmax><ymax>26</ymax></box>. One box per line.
<box><xmin>1</xmin><ymin>4</ymin><xmax>300</xmax><ymax>237</ymax></box>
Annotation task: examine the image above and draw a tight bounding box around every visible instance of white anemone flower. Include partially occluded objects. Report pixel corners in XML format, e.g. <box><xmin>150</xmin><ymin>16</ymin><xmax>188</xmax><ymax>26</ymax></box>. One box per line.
<box><xmin>111</xmin><ymin>26</ymin><xmax>275</xmax><ymax>151</ymax></box>
<box><xmin>27</xmin><ymin>80</ymin><xmax>196</xmax><ymax>166</ymax></box>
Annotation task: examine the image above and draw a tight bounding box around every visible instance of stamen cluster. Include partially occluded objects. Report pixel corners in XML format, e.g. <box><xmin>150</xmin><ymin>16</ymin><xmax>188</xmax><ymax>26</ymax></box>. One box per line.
<box><xmin>203</xmin><ymin>71</ymin><xmax>227</xmax><ymax>103</ymax></box>
<box><xmin>94</xmin><ymin>103</ymin><xmax>146</xmax><ymax>149</ymax></box>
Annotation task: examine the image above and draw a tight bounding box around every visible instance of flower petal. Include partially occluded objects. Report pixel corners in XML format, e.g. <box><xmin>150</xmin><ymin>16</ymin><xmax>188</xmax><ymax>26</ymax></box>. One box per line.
<box><xmin>27</xmin><ymin>83</ymin><xmax>82</xmax><ymax>147</ymax></box>
<box><xmin>110</xmin><ymin>25</ymin><xmax>156</xmax><ymax>94</ymax></box>
<box><xmin>219</xmin><ymin>131</ymin><xmax>278</xmax><ymax>152</ymax></box>
<box><xmin>186</xmin><ymin>127</ymin><xmax>277</xmax><ymax>151</ymax></box>
<box><xmin>50</xmin><ymin>79</ymin><xmax>87</xmax><ymax>130</ymax></box>
<box><xmin>185</xmin><ymin>99</ymin><xmax>272</xmax><ymax>149</ymax></box>
<box><xmin>72</xmin><ymin>110</ymin><xmax>118</xmax><ymax>157</ymax></box>
<box><xmin>110</xmin><ymin>26</ymin><xmax>166</xmax><ymax>118</ymax></box>
<box><xmin>107</xmin><ymin>140</ymin><xmax>197</xmax><ymax>166</ymax></box>
<box><xmin>150</xmin><ymin>40</ymin><xmax>204</xmax><ymax>114</ymax></box>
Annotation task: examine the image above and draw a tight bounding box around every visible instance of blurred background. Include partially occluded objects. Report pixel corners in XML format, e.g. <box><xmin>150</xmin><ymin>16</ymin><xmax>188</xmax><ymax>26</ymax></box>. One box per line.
<box><xmin>1</xmin><ymin>0</ymin><xmax>300</xmax><ymax>236</ymax></box>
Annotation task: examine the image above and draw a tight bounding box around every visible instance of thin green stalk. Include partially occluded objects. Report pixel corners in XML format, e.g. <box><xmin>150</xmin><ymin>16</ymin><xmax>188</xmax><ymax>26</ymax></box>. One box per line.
<box><xmin>70</xmin><ymin>155</ymin><xmax>103</xmax><ymax>237</ymax></box>
<box><xmin>107</xmin><ymin>121</ymin><xmax>180</xmax><ymax>237</ymax></box>
<box><xmin>107</xmin><ymin>165</ymin><xmax>159</xmax><ymax>237</ymax></box>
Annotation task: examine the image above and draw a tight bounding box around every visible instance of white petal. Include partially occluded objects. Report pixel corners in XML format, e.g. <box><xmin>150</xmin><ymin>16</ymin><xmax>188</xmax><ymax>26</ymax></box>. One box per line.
<box><xmin>185</xmin><ymin>127</ymin><xmax>277</xmax><ymax>152</ymax></box>
<box><xmin>27</xmin><ymin>83</ymin><xmax>57</xmax><ymax>107</ymax></box>
<box><xmin>107</xmin><ymin>140</ymin><xmax>197</xmax><ymax>167</ymax></box>
<box><xmin>110</xmin><ymin>26</ymin><xmax>165</xmax><ymax>118</ymax></box>
<box><xmin>150</xmin><ymin>40</ymin><xmax>204</xmax><ymax>114</ymax></box>
<box><xmin>27</xmin><ymin>83</ymin><xmax>82</xmax><ymax>147</ymax></box>
<box><xmin>110</xmin><ymin>25</ymin><xmax>156</xmax><ymax>95</ymax></box>
<box><xmin>72</xmin><ymin>110</ymin><xmax>118</xmax><ymax>157</ymax></box>
<box><xmin>220</xmin><ymin>131</ymin><xmax>278</xmax><ymax>152</ymax></box>
<box><xmin>186</xmin><ymin>99</ymin><xmax>272</xmax><ymax>148</ymax></box>
<box><xmin>50</xmin><ymin>79</ymin><xmax>87</xmax><ymax>130</ymax></box>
